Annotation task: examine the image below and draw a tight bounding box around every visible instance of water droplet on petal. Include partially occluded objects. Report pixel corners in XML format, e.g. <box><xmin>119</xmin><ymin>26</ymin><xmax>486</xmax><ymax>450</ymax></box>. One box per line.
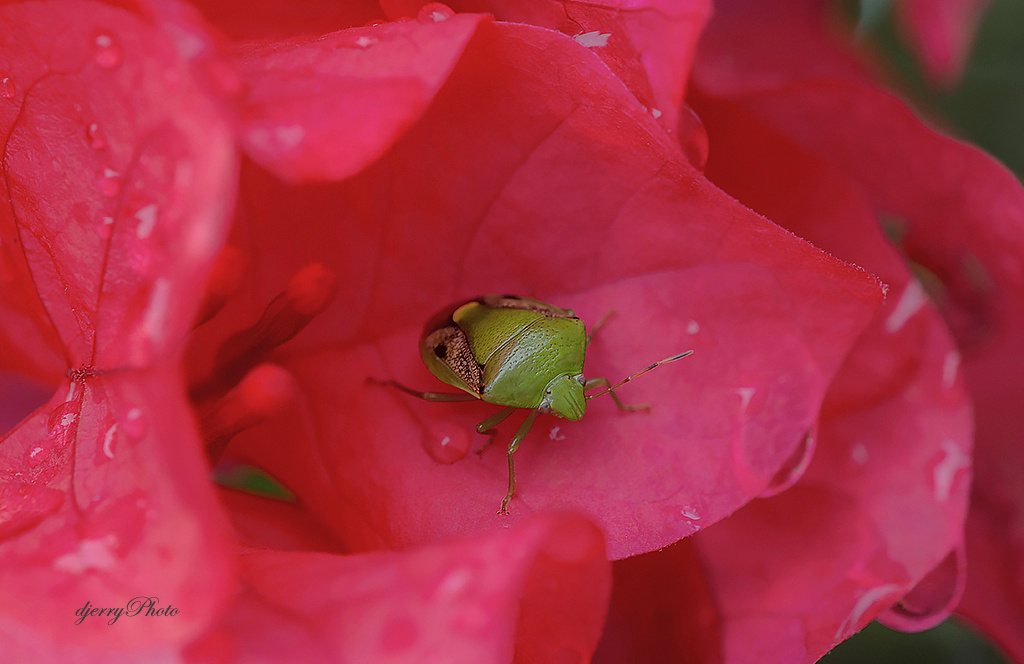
<box><xmin>102</xmin><ymin>423</ymin><xmax>118</xmax><ymax>459</ymax></box>
<box><xmin>678</xmin><ymin>104</ymin><xmax>709</xmax><ymax>171</ymax></box>
<box><xmin>122</xmin><ymin>407</ymin><xmax>147</xmax><ymax>441</ymax></box>
<box><xmin>574</xmin><ymin>31</ymin><xmax>611</xmax><ymax>48</ymax></box>
<box><xmin>422</xmin><ymin>421</ymin><xmax>470</xmax><ymax>464</ymax></box>
<box><xmin>931</xmin><ymin>438</ymin><xmax>970</xmax><ymax>502</ymax></box>
<box><xmin>885</xmin><ymin>280</ymin><xmax>927</xmax><ymax>333</ymax></box>
<box><xmin>760</xmin><ymin>429</ymin><xmax>816</xmax><ymax>498</ymax></box>
<box><xmin>96</xmin><ymin>215</ymin><xmax>115</xmax><ymax>239</ymax></box>
<box><xmin>417</xmin><ymin>3</ymin><xmax>455</xmax><ymax>22</ymax></box>
<box><xmin>835</xmin><ymin>584</ymin><xmax>904</xmax><ymax>641</ymax></box>
<box><xmin>29</xmin><ymin>401</ymin><xmax>79</xmax><ymax>468</ymax></box>
<box><xmin>26</xmin><ymin>445</ymin><xmax>48</xmax><ymax>468</ymax></box>
<box><xmin>93</xmin><ymin>33</ymin><xmax>122</xmax><ymax>69</ymax></box>
<box><xmin>355</xmin><ymin>35</ymin><xmax>378</xmax><ymax>48</ymax></box>
<box><xmin>134</xmin><ymin>203</ymin><xmax>158</xmax><ymax>239</ymax></box>
<box><xmin>97</xmin><ymin>168</ymin><xmax>121</xmax><ymax>197</ymax></box>
<box><xmin>0</xmin><ymin>76</ymin><xmax>15</xmax><ymax>99</ymax></box>
<box><xmin>86</xmin><ymin>122</ymin><xmax>106</xmax><ymax>149</ymax></box>
<box><xmin>941</xmin><ymin>350</ymin><xmax>960</xmax><ymax>389</ymax></box>
<box><xmin>429</xmin><ymin>567</ymin><xmax>474</xmax><ymax>601</ymax></box>
<box><xmin>850</xmin><ymin>441</ymin><xmax>869</xmax><ymax>465</ymax></box>
<box><xmin>53</xmin><ymin>534</ymin><xmax>119</xmax><ymax>574</ymax></box>
<box><xmin>879</xmin><ymin>546</ymin><xmax>966</xmax><ymax>632</ymax></box>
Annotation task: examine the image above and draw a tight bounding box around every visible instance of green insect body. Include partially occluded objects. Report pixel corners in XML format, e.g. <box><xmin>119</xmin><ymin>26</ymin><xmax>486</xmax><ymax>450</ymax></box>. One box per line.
<box><xmin>421</xmin><ymin>296</ymin><xmax>588</xmax><ymax>420</ymax></box>
<box><xmin>379</xmin><ymin>294</ymin><xmax>690</xmax><ymax>514</ymax></box>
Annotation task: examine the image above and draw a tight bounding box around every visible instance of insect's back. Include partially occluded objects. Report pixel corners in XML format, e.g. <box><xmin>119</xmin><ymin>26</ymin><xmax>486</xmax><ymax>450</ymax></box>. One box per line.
<box><xmin>452</xmin><ymin>301</ymin><xmax>586</xmax><ymax>409</ymax></box>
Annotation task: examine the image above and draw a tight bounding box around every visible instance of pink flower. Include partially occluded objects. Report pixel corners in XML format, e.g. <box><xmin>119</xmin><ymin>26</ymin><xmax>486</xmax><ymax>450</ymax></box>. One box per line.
<box><xmin>0</xmin><ymin>0</ymin><xmax>1019</xmax><ymax>662</ymax></box>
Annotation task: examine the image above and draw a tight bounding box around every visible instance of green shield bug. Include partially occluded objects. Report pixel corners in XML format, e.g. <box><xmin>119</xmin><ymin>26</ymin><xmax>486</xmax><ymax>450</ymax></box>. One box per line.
<box><xmin>376</xmin><ymin>294</ymin><xmax>691</xmax><ymax>514</ymax></box>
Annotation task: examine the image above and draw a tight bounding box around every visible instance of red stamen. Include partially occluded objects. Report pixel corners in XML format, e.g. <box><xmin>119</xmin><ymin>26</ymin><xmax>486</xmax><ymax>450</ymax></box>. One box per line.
<box><xmin>194</xmin><ymin>246</ymin><xmax>246</xmax><ymax>327</ymax></box>
<box><xmin>191</xmin><ymin>263</ymin><xmax>336</xmax><ymax>403</ymax></box>
<box><xmin>200</xmin><ymin>363</ymin><xmax>297</xmax><ymax>463</ymax></box>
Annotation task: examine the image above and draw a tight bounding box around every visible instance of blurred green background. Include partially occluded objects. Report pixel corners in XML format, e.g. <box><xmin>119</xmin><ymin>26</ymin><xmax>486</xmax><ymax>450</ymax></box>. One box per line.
<box><xmin>822</xmin><ymin>1</ymin><xmax>1021</xmax><ymax>662</ymax></box>
<box><xmin>856</xmin><ymin>0</ymin><xmax>1024</xmax><ymax>179</ymax></box>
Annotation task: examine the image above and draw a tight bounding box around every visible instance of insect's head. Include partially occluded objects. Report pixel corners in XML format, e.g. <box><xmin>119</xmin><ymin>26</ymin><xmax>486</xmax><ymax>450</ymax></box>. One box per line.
<box><xmin>540</xmin><ymin>373</ymin><xmax>586</xmax><ymax>421</ymax></box>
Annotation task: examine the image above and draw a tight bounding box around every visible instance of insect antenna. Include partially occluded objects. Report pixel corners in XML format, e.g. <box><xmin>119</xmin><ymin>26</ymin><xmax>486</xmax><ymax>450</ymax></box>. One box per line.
<box><xmin>585</xmin><ymin>351</ymin><xmax>693</xmax><ymax>401</ymax></box>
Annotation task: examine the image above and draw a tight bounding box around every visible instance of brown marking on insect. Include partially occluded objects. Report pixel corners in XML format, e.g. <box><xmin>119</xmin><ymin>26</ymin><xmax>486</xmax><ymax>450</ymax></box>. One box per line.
<box><xmin>423</xmin><ymin>325</ymin><xmax>484</xmax><ymax>394</ymax></box>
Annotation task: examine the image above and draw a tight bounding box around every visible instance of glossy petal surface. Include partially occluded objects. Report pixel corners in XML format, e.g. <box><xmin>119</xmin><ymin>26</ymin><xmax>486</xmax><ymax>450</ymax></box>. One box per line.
<box><xmin>185</xmin><ymin>511</ymin><xmax>611</xmax><ymax>664</ymax></box>
<box><xmin>0</xmin><ymin>0</ymin><xmax>236</xmax><ymax>654</ymax></box>
<box><xmin>200</xmin><ymin>20</ymin><xmax>882</xmax><ymax>560</ymax></box>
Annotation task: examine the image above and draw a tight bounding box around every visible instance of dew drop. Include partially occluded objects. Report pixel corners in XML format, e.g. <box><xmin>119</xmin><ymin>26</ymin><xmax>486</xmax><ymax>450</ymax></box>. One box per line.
<box><xmin>417</xmin><ymin>3</ymin><xmax>455</xmax><ymax>22</ymax></box>
<box><xmin>760</xmin><ymin>429</ymin><xmax>816</xmax><ymax>498</ymax></box>
<box><xmin>850</xmin><ymin>441</ymin><xmax>869</xmax><ymax>465</ymax></box>
<box><xmin>885</xmin><ymin>280</ymin><xmax>927</xmax><ymax>333</ymax></box>
<box><xmin>0</xmin><ymin>76</ymin><xmax>15</xmax><ymax>99</ymax></box>
<box><xmin>354</xmin><ymin>35</ymin><xmax>378</xmax><ymax>48</ymax></box>
<box><xmin>102</xmin><ymin>423</ymin><xmax>118</xmax><ymax>459</ymax></box>
<box><xmin>97</xmin><ymin>168</ymin><xmax>121</xmax><ymax>197</ymax></box>
<box><xmin>834</xmin><ymin>584</ymin><xmax>903</xmax><ymax>641</ymax></box>
<box><xmin>421</xmin><ymin>422</ymin><xmax>469</xmax><ymax>464</ymax></box>
<box><xmin>26</xmin><ymin>445</ymin><xmax>48</xmax><ymax>468</ymax></box>
<box><xmin>430</xmin><ymin>567</ymin><xmax>474</xmax><ymax>601</ymax></box>
<box><xmin>941</xmin><ymin>351</ymin><xmax>960</xmax><ymax>389</ymax></box>
<box><xmin>574</xmin><ymin>31</ymin><xmax>611</xmax><ymax>47</ymax></box>
<box><xmin>93</xmin><ymin>33</ymin><xmax>122</xmax><ymax>69</ymax></box>
<box><xmin>53</xmin><ymin>534</ymin><xmax>119</xmax><ymax>574</ymax></box>
<box><xmin>680</xmin><ymin>505</ymin><xmax>700</xmax><ymax>521</ymax></box>
<box><xmin>122</xmin><ymin>407</ymin><xmax>147</xmax><ymax>441</ymax></box>
<box><xmin>86</xmin><ymin>122</ymin><xmax>106</xmax><ymax>149</ymax></box>
<box><xmin>735</xmin><ymin>386</ymin><xmax>757</xmax><ymax>413</ymax></box>
<box><xmin>931</xmin><ymin>438</ymin><xmax>970</xmax><ymax>502</ymax></box>
<box><xmin>134</xmin><ymin>203</ymin><xmax>158</xmax><ymax>239</ymax></box>
<box><xmin>96</xmin><ymin>215</ymin><xmax>115</xmax><ymax>239</ymax></box>
<box><xmin>879</xmin><ymin>547</ymin><xmax>965</xmax><ymax>632</ymax></box>
<box><xmin>678</xmin><ymin>104</ymin><xmax>709</xmax><ymax>171</ymax></box>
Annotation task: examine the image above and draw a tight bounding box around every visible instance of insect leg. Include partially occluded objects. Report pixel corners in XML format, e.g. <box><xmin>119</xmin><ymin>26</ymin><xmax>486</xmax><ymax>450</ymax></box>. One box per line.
<box><xmin>475</xmin><ymin>406</ymin><xmax>517</xmax><ymax>456</ymax></box>
<box><xmin>367</xmin><ymin>377</ymin><xmax>477</xmax><ymax>402</ymax></box>
<box><xmin>586</xmin><ymin>309</ymin><xmax>617</xmax><ymax>346</ymax></box>
<box><xmin>583</xmin><ymin>377</ymin><xmax>650</xmax><ymax>411</ymax></box>
<box><xmin>499</xmin><ymin>408</ymin><xmax>539</xmax><ymax>515</ymax></box>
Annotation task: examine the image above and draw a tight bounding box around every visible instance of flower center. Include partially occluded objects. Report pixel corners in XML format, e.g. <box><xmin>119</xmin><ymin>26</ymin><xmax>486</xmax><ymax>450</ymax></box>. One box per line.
<box><xmin>189</xmin><ymin>260</ymin><xmax>336</xmax><ymax>462</ymax></box>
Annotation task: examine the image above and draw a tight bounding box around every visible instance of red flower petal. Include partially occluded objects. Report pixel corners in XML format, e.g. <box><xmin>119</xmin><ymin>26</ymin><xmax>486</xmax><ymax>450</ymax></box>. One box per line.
<box><xmin>187</xmin><ymin>0</ymin><xmax>385</xmax><ymax>40</ymax></box>
<box><xmin>0</xmin><ymin>2</ymin><xmax>236</xmax><ymax>369</ymax></box>
<box><xmin>185</xmin><ymin>512</ymin><xmax>611</xmax><ymax>664</ymax></box>
<box><xmin>680</xmin><ymin>1</ymin><xmax>1024</xmax><ymax>658</ymax></box>
<box><xmin>0</xmin><ymin>0</ymin><xmax>237</xmax><ymax>653</ymax></box>
<box><xmin>423</xmin><ymin>0</ymin><xmax>712</xmax><ymax>134</ymax></box>
<box><xmin>236</xmin><ymin>13</ymin><xmax>487</xmax><ymax>182</ymax></box>
<box><xmin>198</xmin><ymin>19</ymin><xmax>882</xmax><ymax>560</ymax></box>
<box><xmin>0</xmin><ymin>371</ymin><xmax>234</xmax><ymax>656</ymax></box>
<box><xmin>695</xmin><ymin>8</ymin><xmax>1024</xmax><ymax>654</ymax></box>
<box><xmin>594</xmin><ymin>538</ymin><xmax>722</xmax><ymax>664</ymax></box>
<box><xmin>896</xmin><ymin>0</ymin><xmax>992</xmax><ymax>87</ymax></box>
